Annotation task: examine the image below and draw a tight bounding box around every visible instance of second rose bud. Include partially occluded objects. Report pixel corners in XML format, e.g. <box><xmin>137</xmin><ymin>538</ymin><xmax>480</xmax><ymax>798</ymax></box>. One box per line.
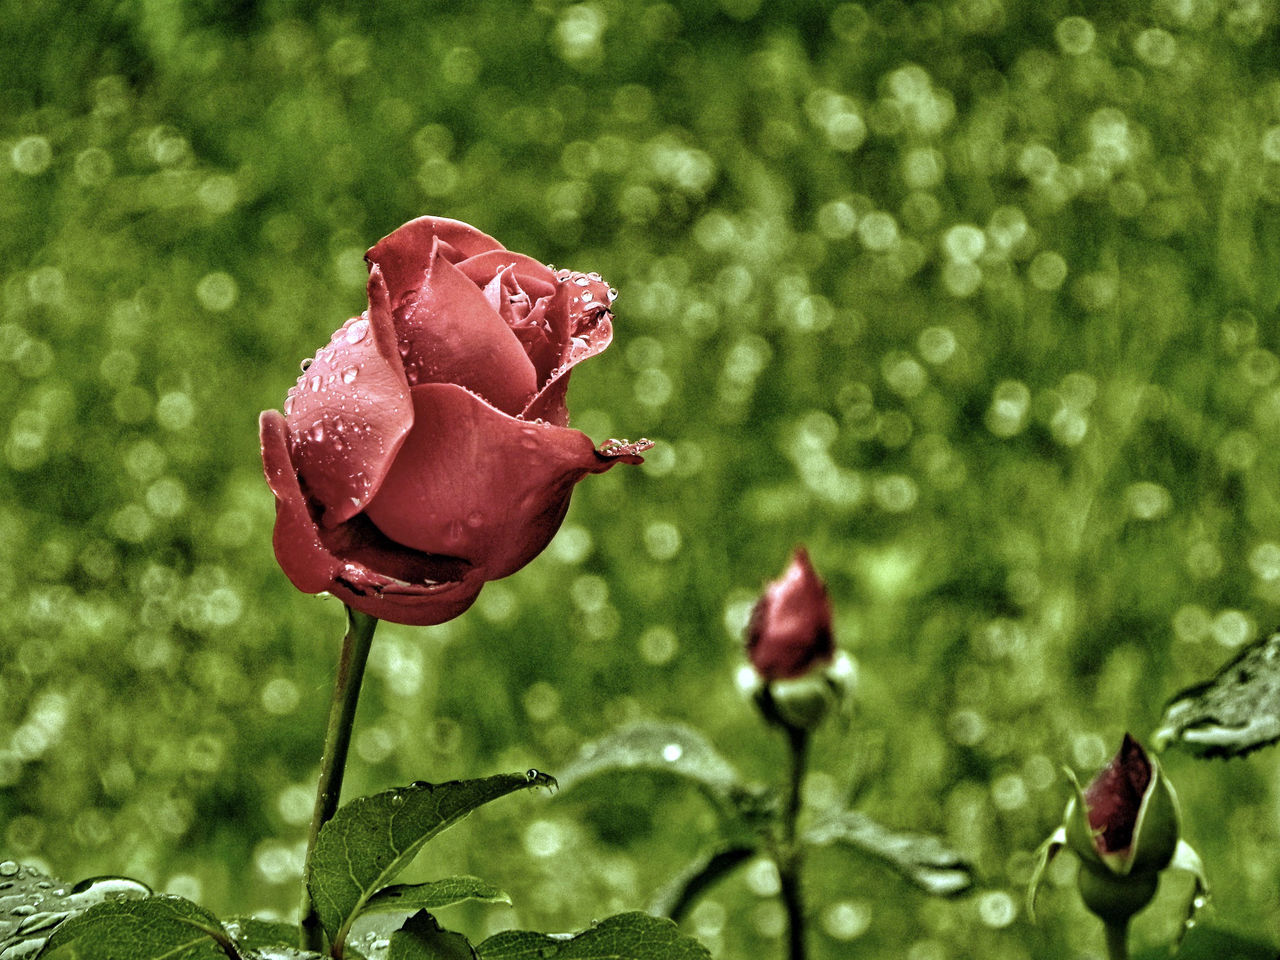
<box><xmin>742</xmin><ymin>547</ymin><xmax>855</xmax><ymax>731</ymax></box>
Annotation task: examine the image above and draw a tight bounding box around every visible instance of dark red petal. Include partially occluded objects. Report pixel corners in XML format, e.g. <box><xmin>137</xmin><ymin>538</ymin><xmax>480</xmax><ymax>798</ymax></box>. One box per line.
<box><xmin>1085</xmin><ymin>734</ymin><xmax>1152</xmax><ymax>854</ymax></box>
<box><xmin>455</xmin><ymin>250</ymin><xmax>557</xmax><ymax>301</ymax></box>
<box><xmin>260</xmin><ymin>410</ymin><xmax>486</xmax><ymax>626</ymax></box>
<box><xmin>366</xmin><ymin>216</ymin><xmax>505</xmax><ymax>311</ymax></box>
<box><xmin>284</xmin><ymin>267</ymin><xmax>414</xmax><ymax>527</ymax></box>
<box><xmin>521</xmin><ymin>271</ymin><xmax>616</xmax><ymax>426</ymax></box>
<box><xmin>395</xmin><ymin>240</ymin><xmax>538</xmax><ymax>416</ymax></box>
<box><xmin>746</xmin><ymin>547</ymin><xmax>836</xmax><ymax>681</ymax></box>
<box><xmin>364</xmin><ymin>383</ymin><xmax>637</xmax><ymax>582</ymax></box>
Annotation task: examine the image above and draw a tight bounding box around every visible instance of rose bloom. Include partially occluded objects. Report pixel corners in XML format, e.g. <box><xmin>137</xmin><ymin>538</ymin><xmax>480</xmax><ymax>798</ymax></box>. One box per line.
<box><xmin>260</xmin><ymin>216</ymin><xmax>649</xmax><ymax>625</ymax></box>
<box><xmin>746</xmin><ymin>547</ymin><xmax>835</xmax><ymax>681</ymax></box>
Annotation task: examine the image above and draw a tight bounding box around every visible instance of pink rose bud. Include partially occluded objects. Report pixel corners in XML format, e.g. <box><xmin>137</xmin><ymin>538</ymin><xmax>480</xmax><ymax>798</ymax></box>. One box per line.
<box><xmin>260</xmin><ymin>216</ymin><xmax>651</xmax><ymax>626</ymax></box>
<box><xmin>1068</xmin><ymin>734</ymin><xmax>1178</xmax><ymax>878</ymax></box>
<box><xmin>1030</xmin><ymin>733</ymin><xmax>1205</xmax><ymax>938</ymax></box>
<box><xmin>746</xmin><ymin>547</ymin><xmax>835</xmax><ymax>682</ymax></box>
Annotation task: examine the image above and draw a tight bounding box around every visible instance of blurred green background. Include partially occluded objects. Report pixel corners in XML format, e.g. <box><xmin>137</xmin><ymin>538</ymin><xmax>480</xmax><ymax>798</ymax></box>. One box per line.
<box><xmin>4</xmin><ymin>0</ymin><xmax>1280</xmax><ymax>956</ymax></box>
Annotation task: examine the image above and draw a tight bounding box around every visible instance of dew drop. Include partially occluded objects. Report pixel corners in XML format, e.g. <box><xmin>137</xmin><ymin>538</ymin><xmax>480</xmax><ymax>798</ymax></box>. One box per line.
<box><xmin>662</xmin><ymin>743</ymin><xmax>684</xmax><ymax>762</ymax></box>
<box><xmin>0</xmin><ymin>862</ymin><xmax>18</xmax><ymax>877</ymax></box>
<box><xmin>346</xmin><ymin>319</ymin><xmax>370</xmax><ymax>344</ymax></box>
<box><xmin>526</xmin><ymin>768</ymin><xmax>541</xmax><ymax>780</ymax></box>
<box><xmin>342</xmin><ymin>365</ymin><xmax>359</xmax><ymax>384</ymax></box>
<box><xmin>300</xmin><ymin>358</ymin><xmax>313</xmax><ymax>372</ymax></box>
<box><xmin>607</xmin><ymin>287</ymin><xmax>618</xmax><ymax>302</ymax></box>
<box><xmin>445</xmin><ymin>519</ymin><xmax>464</xmax><ymax>545</ymax></box>
<box><xmin>309</xmin><ymin>377</ymin><xmax>321</xmax><ymax>393</ymax></box>
<box><xmin>310</xmin><ymin>425</ymin><xmax>325</xmax><ymax>443</ymax></box>
<box><xmin>581</xmin><ymin>290</ymin><xmax>594</xmax><ymax>302</ymax></box>
<box><xmin>283</xmin><ymin>396</ymin><xmax>294</xmax><ymax>415</ymax></box>
<box><xmin>466</xmin><ymin>510</ymin><xmax>484</xmax><ymax>528</ymax></box>
<box><xmin>390</xmin><ymin>793</ymin><xmax>405</xmax><ymax>806</ymax></box>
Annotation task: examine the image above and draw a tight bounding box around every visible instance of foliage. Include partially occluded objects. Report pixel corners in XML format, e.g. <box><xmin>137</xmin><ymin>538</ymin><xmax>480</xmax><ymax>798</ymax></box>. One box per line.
<box><xmin>4</xmin><ymin>0</ymin><xmax>1280</xmax><ymax>956</ymax></box>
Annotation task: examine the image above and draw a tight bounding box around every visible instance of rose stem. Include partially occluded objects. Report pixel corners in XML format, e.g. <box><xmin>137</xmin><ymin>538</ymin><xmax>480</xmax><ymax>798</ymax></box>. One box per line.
<box><xmin>1103</xmin><ymin>920</ymin><xmax>1130</xmax><ymax>960</ymax></box>
<box><xmin>779</xmin><ymin>724</ymin><xmax>809</xmax><ymax>960</ymax></box>
<box><xmin>299</xmin><ymin>606</ymin><xmax>379</xmax><ymax>953</ymax></box>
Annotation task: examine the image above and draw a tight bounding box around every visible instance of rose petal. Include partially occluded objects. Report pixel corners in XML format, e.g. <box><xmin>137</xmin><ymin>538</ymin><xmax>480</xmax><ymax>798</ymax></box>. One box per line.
<box><xmin>746</xmin><ymin>547</ymin><xmax>836</xmax><ymax>681</ymax></box>
<box><xmin>521</xmin><ymin>271</ymin><xmax>616</xmax><ymax>426</ymax></box>
<box><xmin>366</xmin><ymin>216</ymin><xmax>505</xmax><ymax>311</ymax></box>
<box><xmin>1085</xmin><ymin>734</ymin><xmax>1152</xmax><ymax>855</ymax></box>
<box><xmin>260</xmin><ymin>410</ymin><xmax>485</xmax><ymax>625</ymax></box>
<box><xmin>284</xmin><ymin>266</ymin><xmax>414</xmax><ymax>527</ymax></box>
<box><xmin>394</xmin><ymin>240</ymin><xmax>538</xmax><ymax>416</ymax></box>
<box><xmin>364</xmin><ymin>383</ymin><xmax>637</xmax><ymax>581</ymax></box>
<box><xmin>455</xmin><ymin>250</ymin><xmax>557</xmax><ymax>301</ymax></box>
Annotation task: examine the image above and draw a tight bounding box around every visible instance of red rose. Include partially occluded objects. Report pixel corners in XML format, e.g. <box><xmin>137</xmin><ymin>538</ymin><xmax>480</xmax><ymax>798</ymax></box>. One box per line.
<box><xmin>746</xmin><ymin>547</ymin><xmax>835</xmax><ymax>681</ymax></box>
<box><xmin>260</xmin><ymin>216</ymin><xmax>649</xmax><ymax>625</ymax></box>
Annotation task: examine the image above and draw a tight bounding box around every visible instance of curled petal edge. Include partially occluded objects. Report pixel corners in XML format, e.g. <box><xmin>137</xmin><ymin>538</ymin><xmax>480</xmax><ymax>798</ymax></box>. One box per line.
<box><xmin>260</xmin><ymin>409</ymin><xmax>485</xmax><ymax>626</ymax></box>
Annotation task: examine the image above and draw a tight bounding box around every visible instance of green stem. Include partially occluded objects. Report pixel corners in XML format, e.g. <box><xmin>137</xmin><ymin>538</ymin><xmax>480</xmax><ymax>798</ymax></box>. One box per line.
<box><xmin>1104</xmin><ymin>919</ymin><xmax>1130</xmax><ymax>960</ymax></box>
<box><xmin>779</xmin><ymin>725</ymin><xmax>808</xmax><ymax>960</ymax></box>
<box><xmin>299</xmin><ymin>606</ymin><xmax>379</xmax><ymax>954</ymax></box>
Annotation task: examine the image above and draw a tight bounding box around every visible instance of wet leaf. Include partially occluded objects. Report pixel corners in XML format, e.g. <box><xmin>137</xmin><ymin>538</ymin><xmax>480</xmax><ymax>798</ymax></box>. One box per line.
<box><xmin>224</xmin><ymin>916</ymin><xmax>312</xmax><ymax>955</ymax></box>
<box><xmin>0</xmin><ymin>863</ymin><xmax>152</xmax><ymax>957</ymax></box>
<box><xmin>475</xmin><ymin>912</ymin><xmax>710</xmax><ymax>959</ymax></box>
<box><xmin>1154</xmin><ymin>629</ymin><xmax>1280</xmax><ymax>758</ymax></box>
<box><xmin>388</xmin><ymin>912</ymin><xmax>478</xmax><ymax>960</ymax></box>
<box><xmin>558</xmin><ymin>722</ymin><xmax>764</xmax><ymax>823</ymax></box>
<box><xmin>364</xmin><ymin>876</ymin><xmax>510</xmax><ymax>916</ymax></box>
<box><xmin>37</xmin><ymin>895</ymin><xmax>235</xmax><ymax>960</ymax></box>
<box><xmin>804</xmin><ymin>810</ymin><xmax>975</xmax><ymax>897</ymax></box>
<box><xmin>309</xmin><ymin>772</ymin><xmax>556</xmax><ymax>953</ymax></box>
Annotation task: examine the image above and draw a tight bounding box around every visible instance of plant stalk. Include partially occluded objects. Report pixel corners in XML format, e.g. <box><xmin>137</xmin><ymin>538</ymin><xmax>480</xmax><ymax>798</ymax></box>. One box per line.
<box><xmin>779</xmin><ymin>724</ymin><xmax>809</xmax><ymax>960</ymax></box>
<box><xmin>1103</xmin><ymin>919</ymin><xmax>1130</xmax><ymax>960</ymax></box>
<box><xmin>299</xmin><ymin>606</ymin><xmax>379</xmax><ymax>953</ymax></box>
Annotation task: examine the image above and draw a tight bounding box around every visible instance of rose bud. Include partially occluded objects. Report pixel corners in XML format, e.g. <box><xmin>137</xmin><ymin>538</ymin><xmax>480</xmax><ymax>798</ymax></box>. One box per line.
<box><xmin>260</xmin><ymin>216</ymin><xmax>651</xmax><ymax>626</ymax></box>
<box><xmin>742</xmin><ymin>548</ymin><xmax>851</xmax><ymax>730</ymax></box>
<box><xmin>1028</xmin><ymin>734</ymin><xmax>1208</xmax><ymax>939</ymax></box>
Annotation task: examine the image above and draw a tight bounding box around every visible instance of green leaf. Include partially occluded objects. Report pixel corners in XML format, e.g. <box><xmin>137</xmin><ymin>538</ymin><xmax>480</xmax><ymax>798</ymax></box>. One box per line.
<box><xmin>475</xmin><ymin>913</ymin><xmax>710</xmax><ymax>960</ymax></box>
<box><xmin>364</xmin><ymin>876</ymin><xmax>511</xmax><ymax>916</ymax></box>
<box><xmin>804</xmin><ymin>810</ymin><xmax>975</xmax><ymax>897</ymax></box>
<box><xmin>646</xmin><ymin>845</ymin><xmax>756</xmax><ymax>922</ymax></box>
<box><xmin>1153</xmin><ymin>628</ymin><xmax>1280</xmax><ymax>758</ymax></box>
<box><xmin>0</xmin><ymin>864</ymin><xmax>152</xmax><ymax>957</ymax></box>
<box><xmin>308</xmin><ymin>771</ymin><xmax>556</xmax><ymax>953</ymax></box>
<box><xmin>388</xmin><ymin>912</ymin><xmax>478</xmax><ymax>960</ymax></box>
<box><xmin>558</xmin><ymin>722</ymin><xmax>764</xmax><ymax>823</ymax></box>
<box><xmin>37</xmin><ymin>895</ymin><xmax>236</xmax><ymax>960</ymax></box>
<box><xmin>223</xmin><ymin>917</ymin><xmax>309</xmax><ymax>954</ymax></box>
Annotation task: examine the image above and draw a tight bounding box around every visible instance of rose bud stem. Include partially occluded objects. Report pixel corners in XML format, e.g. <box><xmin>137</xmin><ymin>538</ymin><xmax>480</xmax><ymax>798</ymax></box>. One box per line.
<box><xmin>778</xmin><ymin>725</ymin><xmax>809</xmax><ymax>960</ymax></box>
<box><xmin>298</xmin><ymin>606</ymin><xmax>379</xmax><ymax>952</ymax></box>
<box><xmin>1104</xmin><ymin>919</ymin><xmax>1130</xmax><ymax>960</ymax></box>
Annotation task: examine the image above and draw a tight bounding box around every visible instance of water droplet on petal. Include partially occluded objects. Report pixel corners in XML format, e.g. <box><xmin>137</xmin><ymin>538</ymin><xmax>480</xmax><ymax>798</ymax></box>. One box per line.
<box><xmin>283</xmin><ymin>396</ymin><xmax>294</xmax><ymax>415</ymax></box>
<box><xmin>607</xmin><ymin>287</ymin><xmax>618</xmax><ymax>302</ymax></box>
<box><xmin>342</xmin><ymin>365</ymin><xmax>359</xmax><ymax>384</ymax></box>
<box><xmin>466</xmin><ymin>510</ymin><xmax>484</xmax><ymax>528</ymax></box>
<box><xmin>573</xmin><ymin>276</ymin><xmax>590</xmax><ymax>286</ymax></box>
<box><xmin>346</xmin><ymin>318</ymin><xmax>370</xmax><ymax>344</ymax></box>
<box><xmin>310</xmin><ymin>425</ymin><xmax>325</xmax><ymax>443</ymax></box>
<box><xmin>300</xmin><ymin>358</ymin><xmax>313</xmax><ymax>371</ymax></box>
<box><xmin>309</xmin><ymin>377</ymin><xmax>321</xmax><ymax>393</ymax></box>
